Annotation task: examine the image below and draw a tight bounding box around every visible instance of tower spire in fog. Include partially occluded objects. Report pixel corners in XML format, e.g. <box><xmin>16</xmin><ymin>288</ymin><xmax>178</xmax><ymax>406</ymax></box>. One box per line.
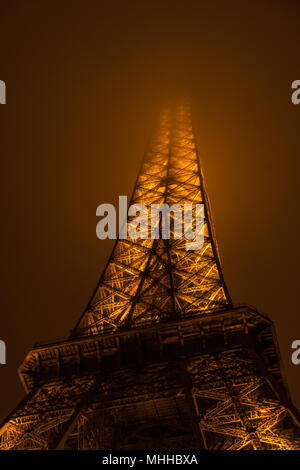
<box><xmin>0</xmin><ymin>103</ymin><xmax>299</xmax><ymax>450</ymax></box>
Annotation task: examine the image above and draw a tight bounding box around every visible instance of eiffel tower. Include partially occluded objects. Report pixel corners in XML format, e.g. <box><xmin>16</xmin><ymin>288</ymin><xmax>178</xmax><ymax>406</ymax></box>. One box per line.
<box><xmin>1</xmin><ymin>103</ymin><xmax>300</xmax><ymax>450</ymax></box>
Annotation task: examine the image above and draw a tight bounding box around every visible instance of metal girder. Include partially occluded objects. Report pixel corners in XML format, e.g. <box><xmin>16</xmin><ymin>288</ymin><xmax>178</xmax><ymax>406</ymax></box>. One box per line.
<box><xmin>72</xmin><ymin>103</ymin><xmax>232</xmax><ymax>337</ymax></box>
<box><xmin>0</xmin><ymin>102</ymin><xmax>299</xmax><ymax>450</ymax></box>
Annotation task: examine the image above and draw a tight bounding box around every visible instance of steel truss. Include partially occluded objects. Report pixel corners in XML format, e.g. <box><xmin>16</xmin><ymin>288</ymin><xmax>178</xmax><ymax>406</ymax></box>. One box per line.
<box><xmin>0</xmin><ymin>103</ymin><xmax>299</xmax><ymax>450</ymax></box>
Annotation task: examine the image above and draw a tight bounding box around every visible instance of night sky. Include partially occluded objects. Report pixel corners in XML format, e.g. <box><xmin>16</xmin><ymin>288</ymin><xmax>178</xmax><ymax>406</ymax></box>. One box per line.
<box><xmin>0</xmin><ymin>0</ymin><xmax>299</xmax><ymax>421</ymax></box>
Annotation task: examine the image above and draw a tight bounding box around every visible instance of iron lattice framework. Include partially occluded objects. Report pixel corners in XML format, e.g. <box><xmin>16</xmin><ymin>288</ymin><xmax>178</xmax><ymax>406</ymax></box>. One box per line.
<box><xmin>0</xmin><ymin>103</ymin><xmax>299</xmax><ymax>450</ymax></box>
<box><xmin>73</xmin><ymin>104</ymin><xmax>231</xmax><ymax>336</ymax></box>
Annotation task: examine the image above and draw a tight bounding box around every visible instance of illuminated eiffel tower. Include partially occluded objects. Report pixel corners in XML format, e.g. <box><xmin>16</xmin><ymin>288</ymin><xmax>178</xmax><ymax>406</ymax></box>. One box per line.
<box><xmin>1</xmin><ymin>103</ymin><xmax>300</xmax><ymax>450</ymax></box>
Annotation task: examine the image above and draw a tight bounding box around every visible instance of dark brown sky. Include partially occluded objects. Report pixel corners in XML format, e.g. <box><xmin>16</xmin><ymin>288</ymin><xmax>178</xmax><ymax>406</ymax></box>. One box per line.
<box><xmin>0</xmin><ymin>0</ymin><xmax>299</xmax><ymax>421</ymax></box>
